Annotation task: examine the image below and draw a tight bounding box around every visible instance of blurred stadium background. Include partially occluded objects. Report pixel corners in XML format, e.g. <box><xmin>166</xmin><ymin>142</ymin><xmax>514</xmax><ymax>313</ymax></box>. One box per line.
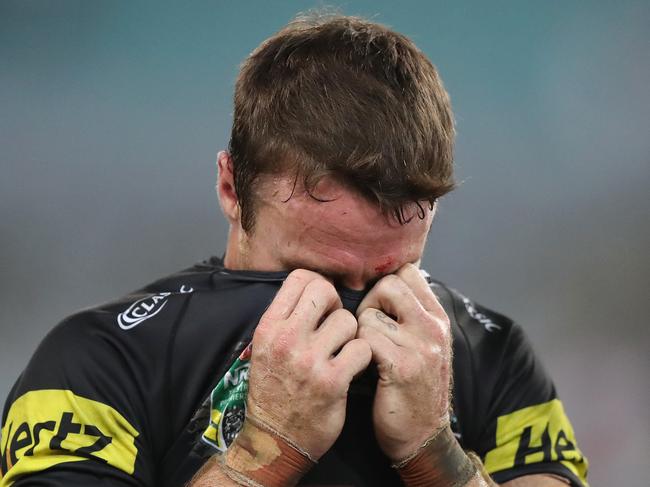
<box><xmin>1</xmin><ymin>1</ymin><xmax>648</xmax><ymax>485</ymax></box>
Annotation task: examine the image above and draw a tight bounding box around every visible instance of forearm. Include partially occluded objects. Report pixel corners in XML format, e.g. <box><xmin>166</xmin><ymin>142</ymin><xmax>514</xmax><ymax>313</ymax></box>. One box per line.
<box><xmin>188</xmin><ymin>418</ymin><xmax>314</xmax><ymax>487</ymax></box>
<box><xmin>400</xmin><ymin>460</ymin><xmax>495</xmax><ymax>487</ymax></box>
<box><xmin>464</xmin><ymin>472</ymin><xmax>497</xmax><ymax>487</ymax></box>
<box><xmin>395</xmin><ymin>425</ymin><xmax>497</xmax><ymax>487</ymax></box>
<box><xmin>188</xmin><ymin>456</ymin><xmax>242</xmax><ymax>487</ymax></box>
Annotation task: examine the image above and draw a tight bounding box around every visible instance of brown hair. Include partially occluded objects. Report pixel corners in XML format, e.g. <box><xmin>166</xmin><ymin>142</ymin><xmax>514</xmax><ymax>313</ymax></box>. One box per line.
<box><xmin>229</xmin><ymin>12</ymin><xmax>456</xmax><ymax>232</ymax></box>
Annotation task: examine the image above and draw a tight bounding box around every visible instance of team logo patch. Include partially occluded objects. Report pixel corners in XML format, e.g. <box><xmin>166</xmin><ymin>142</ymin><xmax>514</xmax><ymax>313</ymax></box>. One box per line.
<box><xmin>1</xmin><ymin>390</ymin><xmax>139</xmax><ymax>485</ymax></box>
<box><xmin>201</xmin><ymin>344</ymin><xmax>252</xmax><ymax>452</ymax></box>
<box><xmin>484</xmin><ymin>399</ymin><xmax>588</xmax><ymax>484</ymax></box>
<box><xmin>117</xmin><ymin>285</ymin><xmax>193</xmax><ymax>330</ymax></box>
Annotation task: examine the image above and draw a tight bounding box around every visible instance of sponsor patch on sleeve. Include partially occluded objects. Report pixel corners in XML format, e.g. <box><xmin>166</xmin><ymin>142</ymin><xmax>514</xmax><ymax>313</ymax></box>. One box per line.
<box><xmin>483</xmin><ymin>399</ymin><xmax>588</xmax><ymax>485</ymax></box>
<box><xmin>1</xmin><ymin>390</ymin><xmax>139</xmax><ymax>485</ymax></box>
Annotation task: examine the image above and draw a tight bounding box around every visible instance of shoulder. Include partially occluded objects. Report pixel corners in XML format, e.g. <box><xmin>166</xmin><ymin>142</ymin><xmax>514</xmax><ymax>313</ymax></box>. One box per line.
<box><xmin>429</xmin><ymin>278</ymin><xmax>519</xmax><ymax>355</ymax></box>
<box><xmin>426</xmin><ymin>278</ymin><xmax>588</xmax><ymax>487</ymax></box>
<box><xmin>0</xmin><ymin>258</ymin><xmax>230</xmax><ymax>485</ymax></box>
<box><xmin>23</xmin><ymin>259</ymin><xmax>219</xmax><ymax>365</ymax></box>
<box><xmin>430</xmin><ymin>280</ymin><xmax>555</xmax><ymax>407</ymax></box>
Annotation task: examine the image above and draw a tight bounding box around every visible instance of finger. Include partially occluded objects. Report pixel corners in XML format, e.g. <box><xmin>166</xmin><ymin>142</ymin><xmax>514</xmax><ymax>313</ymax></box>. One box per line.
<box><xmin>396</xmin><ymin>263</ymin><xmax>445</xmax><ymax>315</ymax></box>
<box><xmin>356</xmin><ymin>274</ymin><xmax>425</xmax><ymax>324</ymax></box>
<box><xmin>264</xmin><ymin>269</ymin><xmax>325</xmax><ymax>320</ymax></box>
<box><xmin>396</xmin><ymin>265</ymin><xmax>451</xmax><ymax>343</ymax></box>
<box><xmin>314</xmin><ymin>308</ymin><xmax>358</xmax><ymax>355</ymax></box>
<box><xmin>357</xmin><ymin>307</ymin><xmax>417</xmax><ymax>348</ymax></box>
<box><xmin>330</xmin><ymin>338</ymin><xmax>372</xmax><ymax>383</ymax></box>
<box><xmin>355</xmin><ymin>324</ymin><xmax>400</xmax><ymax>380</ymax></box>
<box><xmin>292</xmin><ymin>278</ymin><xmax>342</xmax><ymax>331</ymax></box>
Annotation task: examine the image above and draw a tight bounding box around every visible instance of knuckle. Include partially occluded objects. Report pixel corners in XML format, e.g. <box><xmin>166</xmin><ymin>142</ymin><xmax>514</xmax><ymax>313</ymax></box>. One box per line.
<box><xmin>308</xmin><ymin>278</ymin><xmax>337</xmax><ymax>297</ymax></box>
<box><xmin>356</xmin><ymin>323</ymin><xmax>378</xmax><ymax>343</ymax></box>
<box><xmin>361</xmin><ymin>341</ymin><xmax>373</xmax><ymax>360</ymax></box>
<box><xmin>432</xmin><ymin>316</ymin><xmax>451</xmax><ymax>339</ymax></box>
<box><xmin>377</xmin><ymin>359</ymin><xmax>398</xmax><ymax>378</ymax></box>
<box><xmin>413</xmin><ymin>304</ymin><xmax>430</xmax><ymax>320</ymax></box>
<box><xmin>269</xmin><ymin>335</ymin><xmax>292</xmax><ymax>358</ymax></box>
<box><xmin>440</xmin><ymin>313</ymin><xmax>451</xmax><ymax>328</ymax></box>
<box><xmin>267</xmin><ymin>328</ymin><xmax>299</xmax><ymax>359</ymax></box>
<box><xmin>331</xmin><ymin>308</ymin><xmax>358</xmax><ymax>331</ymax></box>
<box><xmin>351</xmin><ymin>338</ymin><xmax>372</xmax><ymax>360</ymax></box>
<box><xmin>376</xmin><ymin>273</ymin><xmax>401</xmax><ymax>293</ymax></box>
<box><xmin>396</xmin><ymin>262</ymin><xmax>419</xmax><ymax>278</ymax></box>
<box><xmin>253</xmin><ymin>318</ymin><xmax>273</xmax><ymax>341</ymax></box>
<box><xmin>286</xmin><ymin>268</ymin><xmax>320</xmax><ymax>287</ymax></box>
<box><xmin>295</xmin><ymin>350</ymin><xmax>316</xmax><ymax>371</ymax></box>
<box><xmin>287</xmin><ymin>268</ymin><xmax>314</xmax><ymax>280</ymax></box>
<box><xmin>357</xmin><ymin>306</ymin><xmax>376</xmax><ymax>325</ymax></box>
<box><xmin>421</xmin><ymin>343</ymin><xmax>443</xmax><ymax>363</ymax></box>
<box><xmin>355</xmin><ymin>324</ymin><xmax>369</xmax><ymax>340</ymax></box>
<box><xmin>314</xmin><ymin>368</ymin><xmax>341</xmax><ymax>391</ymax></box>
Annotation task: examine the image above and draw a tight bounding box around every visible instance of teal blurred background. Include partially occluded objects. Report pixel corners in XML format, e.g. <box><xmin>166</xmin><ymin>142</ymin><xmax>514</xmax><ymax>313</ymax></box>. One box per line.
<box><xmin>1</xmin><ymin>1</ymin><xmax>648</xmax><ymax>484</ymax></box>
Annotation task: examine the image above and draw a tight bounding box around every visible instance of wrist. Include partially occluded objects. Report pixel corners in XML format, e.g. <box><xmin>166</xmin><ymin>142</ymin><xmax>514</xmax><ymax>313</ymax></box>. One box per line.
<box><xmin>222</xmin><ymin>416</ymin><xmax>315</xmax><ymax>487</ymax></box>
<box><xmin>392</xmin><ymin>425</ymin><xmax>477</xmax><ymax>487</ymax></box>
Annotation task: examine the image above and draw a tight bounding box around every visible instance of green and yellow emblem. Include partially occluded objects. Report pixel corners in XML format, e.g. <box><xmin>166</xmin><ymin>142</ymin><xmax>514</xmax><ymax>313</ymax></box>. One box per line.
<box><xmin>201</xmin><ymin>343</ymin><xmax>252</xmax><ymax>452</ymax></box>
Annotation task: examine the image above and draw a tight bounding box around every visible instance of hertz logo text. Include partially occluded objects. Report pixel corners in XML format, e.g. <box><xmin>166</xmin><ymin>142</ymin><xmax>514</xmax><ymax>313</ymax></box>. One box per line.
<box><xmin>1</xmin><ymin>390</ymin><xmax>138</xmax><ymax>485</ymax></box>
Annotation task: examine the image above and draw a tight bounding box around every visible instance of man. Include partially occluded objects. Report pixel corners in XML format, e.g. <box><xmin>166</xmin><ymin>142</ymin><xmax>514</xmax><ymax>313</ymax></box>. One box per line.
<box><xmin>1</xmin><ymin>14</ymin><xmax>588</xmax><ymax>487</ymax></box>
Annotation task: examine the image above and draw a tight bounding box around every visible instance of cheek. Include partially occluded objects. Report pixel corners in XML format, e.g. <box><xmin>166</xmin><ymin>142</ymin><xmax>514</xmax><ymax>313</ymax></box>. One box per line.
<box><xmin>373</xmin><ymin>221</ymin><xmax>431</xmax><ymax>268</ymax></box>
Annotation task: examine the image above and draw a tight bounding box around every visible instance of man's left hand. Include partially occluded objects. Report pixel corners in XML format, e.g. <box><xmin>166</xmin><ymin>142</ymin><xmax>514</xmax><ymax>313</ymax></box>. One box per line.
<box><xmin>356</xmin><ymin>263</ymin><xmax>453</xmax><ymax>462</ymax></box>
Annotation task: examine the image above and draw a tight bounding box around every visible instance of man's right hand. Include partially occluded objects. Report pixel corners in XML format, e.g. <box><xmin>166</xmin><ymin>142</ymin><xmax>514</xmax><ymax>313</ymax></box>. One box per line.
<box><xmin>244</xmin><ymin>269</ymin><xmax>372</xmax><ymax>459</ymax></box>
<box><xmin>190</xmin><ymin>270</ymin><xmax>370</xmax><ymax>487</ymax></box>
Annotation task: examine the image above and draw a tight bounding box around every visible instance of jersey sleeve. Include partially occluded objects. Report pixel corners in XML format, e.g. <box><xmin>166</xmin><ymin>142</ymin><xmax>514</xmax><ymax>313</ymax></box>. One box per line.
<box><xmin>476</xmin><ymin>321</ymin><xmax>589</xmax><ymax>486</ymax></box>
<box><xmin>0</xmin><ymin>309</ymin><xmax>161</xmax><ymax>486</ymax></box>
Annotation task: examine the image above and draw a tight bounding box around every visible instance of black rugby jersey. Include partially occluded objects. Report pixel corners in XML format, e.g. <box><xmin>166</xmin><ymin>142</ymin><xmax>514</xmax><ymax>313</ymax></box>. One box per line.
<box><xmin>1</xmin><ymin>257</ymin><xmax>588</xmax><ymax>486</ymax></box>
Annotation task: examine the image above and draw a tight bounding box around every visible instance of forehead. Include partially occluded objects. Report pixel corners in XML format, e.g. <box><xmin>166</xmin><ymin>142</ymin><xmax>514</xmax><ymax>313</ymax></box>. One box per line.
<box><xmin>254</xmin><ymin>175</ymin><xmax>432</xmax><ymax>286</ymax></box>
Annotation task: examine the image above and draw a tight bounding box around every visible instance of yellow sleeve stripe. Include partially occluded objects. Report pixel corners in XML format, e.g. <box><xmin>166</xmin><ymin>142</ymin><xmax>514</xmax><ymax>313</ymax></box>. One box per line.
<box><xmin>483</xmin><ymin>399</ymin><xmax>588</xmax><ymax>485</ymax></box>
<box><xmin>1</xmin><ymin>390</ymin><xmax>139</xmax><ymax>486</ymax></box>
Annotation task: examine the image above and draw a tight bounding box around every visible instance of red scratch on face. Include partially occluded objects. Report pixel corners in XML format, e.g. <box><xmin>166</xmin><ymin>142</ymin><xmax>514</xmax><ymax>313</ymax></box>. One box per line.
<box><xmin>374</xmin><ymin>258</ymin><xmax>393</xmax><ymax>274</ymax></box>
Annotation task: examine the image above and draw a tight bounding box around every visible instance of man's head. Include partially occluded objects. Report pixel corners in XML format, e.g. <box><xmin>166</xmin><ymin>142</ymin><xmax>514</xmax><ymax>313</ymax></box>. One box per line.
<box><xmin>218</xmin><ymin>13</ymin><xmax>455</xmax><ymax>289</ymax></box>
